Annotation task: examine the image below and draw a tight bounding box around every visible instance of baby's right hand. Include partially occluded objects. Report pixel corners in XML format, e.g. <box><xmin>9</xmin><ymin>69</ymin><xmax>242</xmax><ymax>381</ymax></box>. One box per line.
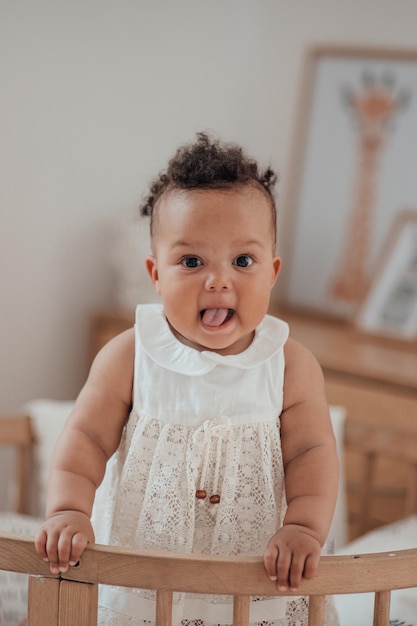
<box><xmin>35</xmin><ymin>511</ymin><xmax>95</xmax><ymax>574</ymax></box>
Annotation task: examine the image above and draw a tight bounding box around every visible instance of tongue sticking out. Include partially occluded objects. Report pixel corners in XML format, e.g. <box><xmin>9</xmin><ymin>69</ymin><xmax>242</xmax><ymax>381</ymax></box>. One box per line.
<box><xmin>202</xmin><ymin>308</ymin><xmax>230</xmax><ymax>327</ymax></box>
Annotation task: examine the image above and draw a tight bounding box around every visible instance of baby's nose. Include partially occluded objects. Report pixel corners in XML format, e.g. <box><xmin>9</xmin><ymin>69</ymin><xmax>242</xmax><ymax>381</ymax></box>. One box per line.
<box><xmin>204</xmin><ymin>268</ymin><xmax>232</xmax><ymax>291</ymax></box>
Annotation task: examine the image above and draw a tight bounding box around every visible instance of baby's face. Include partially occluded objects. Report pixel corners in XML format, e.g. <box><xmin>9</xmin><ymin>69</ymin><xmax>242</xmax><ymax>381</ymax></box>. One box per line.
<box><xmin>146</xmin><ymin>187</ymin><xmax>281</xmax><ymax>355</ymax></box>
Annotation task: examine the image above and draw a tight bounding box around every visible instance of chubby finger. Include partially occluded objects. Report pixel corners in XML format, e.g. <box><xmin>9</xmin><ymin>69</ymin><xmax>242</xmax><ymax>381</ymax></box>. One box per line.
<box><xmin>34</xmin><ymin>528</ymin><xmax>49</xmax><ymax>562</ymax></box>
<box><xmin>263</xmin><ymin>544</ymin><xmax>279</xmax><ymax>580</ymax></box>
<box><xmin>56</xmin><ymin>527</ymin><xmax>77</xmax><ymax>572</ymax></box>
<box><xmin>302</xmin><ymin>551</ymin><xmax>320</xmax><ymax>580</ymax></box>
<box><xmin>288</xmin><ymin>552</ymin><xmax>305</xmax><ymax>591</ymax></box>
<box><xmin>69</xmin><ymin>531</ymin><xmax>90</xmax><ymax>566</ymax></box>
<box><xmin>43</xmin><ymin>528</ymin><xmax>62</xmax><ymax>574</ymax></box>
<box><xmin>276</xmin><ymin>547</ymin><xmax>292</xmax><ymax>591</ymax></box>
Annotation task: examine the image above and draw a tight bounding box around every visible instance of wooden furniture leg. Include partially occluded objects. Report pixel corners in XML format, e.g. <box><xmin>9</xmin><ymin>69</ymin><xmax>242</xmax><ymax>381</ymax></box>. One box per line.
<box><xmin>58</xmin><ymin>580</ymin><xmax>98</xmax><ymax>626</ymax></box>
<box><xmin>28</xmin><ymin>576</ymin><xmax>59</xmax><ymax>625</ymax></box>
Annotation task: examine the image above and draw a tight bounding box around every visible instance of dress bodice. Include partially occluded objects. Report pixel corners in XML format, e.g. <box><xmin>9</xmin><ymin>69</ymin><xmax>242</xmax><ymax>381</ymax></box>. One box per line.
<box><xmin>132</xmin><ymin>304</ymin><xmax>289</xmax><ymax>425</ymax></box>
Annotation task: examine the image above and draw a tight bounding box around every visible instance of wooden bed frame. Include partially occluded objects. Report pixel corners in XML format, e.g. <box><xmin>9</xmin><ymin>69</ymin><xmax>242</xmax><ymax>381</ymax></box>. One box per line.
<box><xmin>1</xmin><ymin>413</ymin><xmax>417</xmax><ymax>625</ymax></box>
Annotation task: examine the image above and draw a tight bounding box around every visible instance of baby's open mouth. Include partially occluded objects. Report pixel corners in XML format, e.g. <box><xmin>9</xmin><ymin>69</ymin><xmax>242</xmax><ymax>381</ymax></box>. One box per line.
<box><xmin>200</xmin><ymin>308</ymin><xmax>234</xmax><ymax>327</ymax></box>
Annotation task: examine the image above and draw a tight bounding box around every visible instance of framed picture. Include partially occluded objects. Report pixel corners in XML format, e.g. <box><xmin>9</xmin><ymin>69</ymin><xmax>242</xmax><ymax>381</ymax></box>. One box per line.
<box><xmin>283</xmin><ymin>45</ymin><xmax>417</xmax><ymax>320</ymax></box>
<box><xmin>355</xmin><ymin>210</ymin><xmax>417</xmax><ymax>341</ymax></box>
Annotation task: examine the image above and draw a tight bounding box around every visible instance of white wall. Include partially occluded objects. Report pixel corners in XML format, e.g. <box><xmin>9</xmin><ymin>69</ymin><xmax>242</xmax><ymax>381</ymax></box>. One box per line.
<box><xmin>1</xmin><ymin>0</ymin><xmax>417</xmax><ymax>412</ymax></box>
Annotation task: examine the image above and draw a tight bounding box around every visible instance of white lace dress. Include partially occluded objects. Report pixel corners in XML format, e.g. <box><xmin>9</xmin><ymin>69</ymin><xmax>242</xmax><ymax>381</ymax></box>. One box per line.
<box><xmin>92</xmin><ymin>304</ymin><xmax>338</xmax><ymax>626</ymax></box>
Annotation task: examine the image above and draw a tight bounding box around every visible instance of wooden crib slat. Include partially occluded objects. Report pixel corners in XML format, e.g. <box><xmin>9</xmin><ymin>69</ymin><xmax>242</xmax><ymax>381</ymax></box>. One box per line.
<box><xmin>155</xmin><ymin>590</ymin><xmax>173</xmax><ymax>626</ymax></box>
<box><xmin>58</xmin><ymin>580</ymin><xmax>98</xmax><ymax>626</ymax></box>
<box><xmin>373</xmin><ymin>590</ymin><xmax>391</xmax><ymax>626</ymax></box>
<box><xmin>307</xmin><ymin>595</ymin><xmax>325</xmax><ymax>626</ymax></box>
<box><xmin>358</xmin><ymin>451</ymin><xmax>376</xmax><ymax>537</ymax></box>
<box><xmin>233</xmin><ymin>594</ymin><xmax>250</xmax><ymax>626</ymax></box>
<box><xmin>28</xmin><ymin>576</ymin><xmax>59</xmax><ymax>625</ymax></box>
<box><xmin>404</xmin><ymin>465</ymin><xmax>417</xmax><ymax>516</ymax></box>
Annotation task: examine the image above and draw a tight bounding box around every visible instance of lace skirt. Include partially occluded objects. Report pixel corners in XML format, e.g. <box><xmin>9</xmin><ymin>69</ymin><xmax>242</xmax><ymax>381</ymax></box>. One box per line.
<box><xmin>92</xmin><ymin>411</ymin><xmax>339</xmax><ymax>625</ymax></box>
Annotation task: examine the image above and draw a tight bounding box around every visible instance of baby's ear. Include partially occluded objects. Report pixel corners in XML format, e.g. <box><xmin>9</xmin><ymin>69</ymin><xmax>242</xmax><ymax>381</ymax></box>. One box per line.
<box><xmin>271</xmin><ymin>256</ymin><xmax>282</xmax><ymax>286</ymax></box>
<box><xmin>145</xmin><ymin>256</ymin><xmax>161</xmax><ymax>294</ymax></box>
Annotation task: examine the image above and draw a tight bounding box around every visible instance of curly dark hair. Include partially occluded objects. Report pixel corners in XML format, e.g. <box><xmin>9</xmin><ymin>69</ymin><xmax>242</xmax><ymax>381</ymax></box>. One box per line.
<box><xmin>140</xmin><ymin>132</ymin><xmax>278</xmax><ymax>243</ymax></box>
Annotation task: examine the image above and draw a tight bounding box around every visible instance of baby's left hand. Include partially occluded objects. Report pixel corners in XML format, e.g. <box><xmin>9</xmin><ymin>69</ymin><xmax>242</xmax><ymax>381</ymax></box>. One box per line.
<box><xmin>263</xmin><ymin>524</ymin><xmax>321</xmax><ymax>591</ymax></box>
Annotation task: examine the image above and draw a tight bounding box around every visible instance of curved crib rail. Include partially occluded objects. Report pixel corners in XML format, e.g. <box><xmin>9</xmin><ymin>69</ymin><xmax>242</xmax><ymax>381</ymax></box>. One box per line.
<box><xmin>1</xmin><ymin>531</ymin><xmax>417</xmax><ymax>625</ymax></box>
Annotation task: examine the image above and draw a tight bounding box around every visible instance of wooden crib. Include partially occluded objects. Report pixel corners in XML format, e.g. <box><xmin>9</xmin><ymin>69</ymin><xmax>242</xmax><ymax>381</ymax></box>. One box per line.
<box><xmin>1</xmin><ymin>413</ymin><xmax>417</xmax><ymax>626</ymax></box>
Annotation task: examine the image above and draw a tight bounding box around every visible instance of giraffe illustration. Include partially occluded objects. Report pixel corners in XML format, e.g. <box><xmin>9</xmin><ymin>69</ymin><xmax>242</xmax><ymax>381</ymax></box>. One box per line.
<box><xmin>329</xmin><ymin>71</ymin><xmax>408</xmax><ymax>304</ymax></box>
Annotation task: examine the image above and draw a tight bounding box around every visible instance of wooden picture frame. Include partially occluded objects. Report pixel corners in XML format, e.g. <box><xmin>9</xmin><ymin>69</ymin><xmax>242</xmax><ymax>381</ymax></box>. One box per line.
<box><xmin>283</xmin><ymin>45</ymin><xmax>417</xmax><ymax>321</ymax></box>
<box><xmin>355</xmin><ymin>210</ymin><xmax>417</xmax><ymax>341</ymax></box>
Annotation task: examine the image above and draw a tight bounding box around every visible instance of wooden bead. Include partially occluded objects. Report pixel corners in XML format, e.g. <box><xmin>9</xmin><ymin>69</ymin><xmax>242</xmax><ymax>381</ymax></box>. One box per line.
<box><xmin>196</xmin><ymin>490</ymin><xmax>207</xmax><ymax>499</ymax></box>
<box><xmin>209</xmin><ymin>494</ymin><xmax>221</xmax><ymax>504</ymax></box>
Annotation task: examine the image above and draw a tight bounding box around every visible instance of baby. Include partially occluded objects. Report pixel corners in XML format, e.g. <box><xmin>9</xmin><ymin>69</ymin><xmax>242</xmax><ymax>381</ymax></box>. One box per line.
<box><xmin>36</xmin><ymin>132</ymin><xmax>339</xmax><ymax>625</ymax></box>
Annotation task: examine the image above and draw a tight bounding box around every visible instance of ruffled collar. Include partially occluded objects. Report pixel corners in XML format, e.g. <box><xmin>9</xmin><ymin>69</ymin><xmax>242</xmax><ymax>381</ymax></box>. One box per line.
<box><xmin>137</xmin><ymin>304</ymin><xmax>288</xmax><ymax>376</ymax></box>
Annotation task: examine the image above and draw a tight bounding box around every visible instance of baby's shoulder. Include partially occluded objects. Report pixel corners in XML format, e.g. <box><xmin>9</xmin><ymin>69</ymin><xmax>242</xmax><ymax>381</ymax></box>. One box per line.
<box><xmin>283</xmin><ymin>336</ymin><xmax>323</xmax><ymax>377</ymax></box>
<box><xmin>97</xmin><ymin>327</ymin><xmax>135</xmax><ymax>361</ymax></box>
<box><xmin>90</xmin><ymin>328</ymin><xmax>135</xmax><ymax>390</ymax></box>
<box><xmin>282</xmin><ymin>336</ymin><xmax>327</xmax><ymax>409</ymax></box>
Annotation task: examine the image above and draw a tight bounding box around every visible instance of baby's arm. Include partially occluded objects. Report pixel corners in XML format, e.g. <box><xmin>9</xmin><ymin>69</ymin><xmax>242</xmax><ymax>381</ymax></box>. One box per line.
<box><xmin>35</xmin><ymin>328</ymin><xmax>134</xmax><ymax>574</ymax></box>
<box><xmin>263</xmin><ymin>337</ymin><xmax>339</xmax><ymax>591</ymax></box>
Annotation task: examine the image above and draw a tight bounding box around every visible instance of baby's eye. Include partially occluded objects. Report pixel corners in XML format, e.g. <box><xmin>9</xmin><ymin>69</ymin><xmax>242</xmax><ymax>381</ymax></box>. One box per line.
<box><xmin>182</xmin><ymin>256</ymin><xmax>203</xmax><ymax>268</ymax></box>
<box><xmin>233</xmin><ymin>255</ymin><xmax>254</xmax><ymax>268</ymax></box>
